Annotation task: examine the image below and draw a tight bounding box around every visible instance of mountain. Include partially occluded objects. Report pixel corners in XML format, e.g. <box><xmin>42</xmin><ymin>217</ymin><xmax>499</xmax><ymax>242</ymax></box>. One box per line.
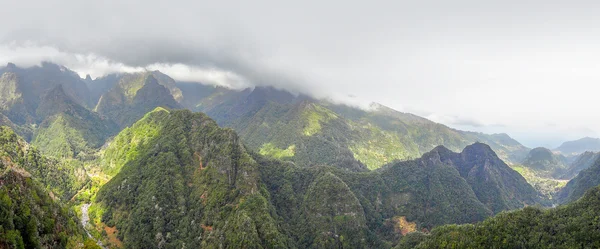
<box><xmin>562</xmin><ymin>151</ymin><xmax>600</xmax><ymax>180</ymax></box>
<box><xmin>555</xmin><ymin>137</ymin><xmax>600</xmax><ymax>155</ymax></box>
<box><xmin>511</xmin><ymin>147</ymin><xmax>570</xmax><ymax>201</ymax></box>
<box><xmin>32</xmin><ymin>85</ymin><xmax>118</xmax><ymax>158</ymax></box>
<box><xmin>557</xmin><ymin>156</ymin><xmax>600</xmax><ymax>204</ymax></box>
<box><xmin>84</xmin><ymin>73</ymin><xmax>119</xmax><ymax>106</ymax></box>
<box><xmin>432</xmin><ymin>143</ymin><xmax>544</xmax><ymax>213</ymax></box>
<box><xmin>0</xmin><ymin>126</ymin><xmax>89</xmax><ymax>201</ymax></box>
<box><xmin>95</xmin><ymin>73</ymin><xmax>182</xmax><ymax>128</ymax></box>
<box><xmin>183</xmin><ymin>85</ymin><xmax>529</xmax><ymax>170</ymax></box>
<box><xmin>404</xmin><ymin>184</ymin><xmax>600</xmax><ymax>248</ymax></box>
<box><xmin>90</xmin><ymin>71</ymin><xmax>183</xmax><ymax>107</ymax></box>
<box><xmin>0</xmin><ymin>126</ymin><xmax>88</xmax><ymax>248</ymax></box>
<box><xmin>259</xmin><ymin>139</ymin><xmax>542</xmax><ymax>247</ymax></box>
<box><xmin>176</xmin><ymin>81</ymin><xmax>226</xmax><ymax>110</ymax></box>
<box><xmin>92</xmin><ymin>108</ymin><xmax>289</xmax><ymax>248</ymax></box>
<box><xmin>520</xmin><ymin>147</ymin><xmax>567</xmax><ymax>177</ymax></box>
<box><xmin>0</xmin><ymin>62</ymin><xmax>113</xmax><ymax>153</ymax></box>
<box><xmin>0</xmin><ymin>62</ymin><xmax>92</xmax><ymax>117</ymax></box>
<box><xmin>89</xmin><ymin>108</ymin><xmax>542</xmax><ymax>248</ymax></box>
<box><xmin>0</xmin><ymin>70</ymin><xmax>32</xmax><ymax>125</ymax></box>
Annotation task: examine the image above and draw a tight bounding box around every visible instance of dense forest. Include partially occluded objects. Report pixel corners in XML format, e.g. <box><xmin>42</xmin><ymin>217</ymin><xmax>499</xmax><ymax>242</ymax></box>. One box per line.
<box><xmin>0</xmin><ymin>126</ymin><xmax>90</xmax><ymax>248</ymax></box>
<box><xmin>1</xmin><ymin>63</ymin><xmax>600</xmax><ymax>249</ymax></box>
<box><xmin>402</xmin><ymin>184</ymin><xmax>600</xmax><ymax>248</ymax></box>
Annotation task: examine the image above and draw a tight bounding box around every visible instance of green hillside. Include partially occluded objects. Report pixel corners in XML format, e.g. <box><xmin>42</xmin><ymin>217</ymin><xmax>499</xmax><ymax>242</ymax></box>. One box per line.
<box><xmin>557</xmin><ymin>156</ymin><xmax>600</xmax><ymax>204</ymax></box>
<box><xmin>403</xmin><ymin>184</ymin><xmax>600</xmax><ymax>248</ymax></box>
<box><xmin>92</xmin><ymin>108</ymin><xmax>289</xmax><ymax>248</ymax></box>
<box><xmin>32</xmin><ymin>85</ymin><xmax>118</xmax><ymax>159</ymax></box>
<box><xmin>88</xmin><ymin>108</ymin><xmax>543</xmax><ymax>248</ymax></box>
<box><xmin>0</xmin><ymin>126</ymin><xmax>89</xmax><ymax>248</ymax></box>
<box><xmin>188</xmin><ymin>86</ymin><xmax>529</xmax><ymax>170</ymax></box>
<box><xmin>95</xmin><ymin>74</ymin><xmax>182</xmax><ymax>128</ymax></box>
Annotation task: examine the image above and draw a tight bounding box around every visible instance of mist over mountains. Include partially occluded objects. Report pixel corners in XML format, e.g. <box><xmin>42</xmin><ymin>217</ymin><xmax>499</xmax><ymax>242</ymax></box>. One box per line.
<box><xmin>1</xmin><ymin>61</ymin><xmax>600</xmax><ymax>248</ymax></box>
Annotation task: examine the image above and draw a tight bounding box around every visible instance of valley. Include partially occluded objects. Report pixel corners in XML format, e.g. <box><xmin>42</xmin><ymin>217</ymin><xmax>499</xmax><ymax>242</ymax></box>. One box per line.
<box><xmin>0</xmin><ymin>63</ymin><xmax>599</xmax><ymax>248</ymax></box>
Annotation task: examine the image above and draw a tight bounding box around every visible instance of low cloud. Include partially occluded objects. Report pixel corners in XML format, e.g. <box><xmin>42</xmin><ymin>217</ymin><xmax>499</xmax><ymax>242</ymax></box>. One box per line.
<box><xmin>425</xmin><ymin>113</ymin><xmax>486</xmax><ymax>128</ymax></box>
<box><xmin>2</xmin><ymin>0</ymin><xmax>600</xmax><ymax>147</ymax></box>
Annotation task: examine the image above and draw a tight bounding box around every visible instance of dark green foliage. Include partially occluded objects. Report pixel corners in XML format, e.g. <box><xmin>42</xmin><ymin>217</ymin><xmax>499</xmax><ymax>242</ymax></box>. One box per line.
<box><xmin>0</xmin><ymin>125</ymin><xmax>86</xmax><ymax>248</ymax></box>
<box><xmin>256</xmin><ymin>142</ymin><xmax>543</xmax><ymax>248</ymax></box>
<box><xmin>393</xmin><ymin>232</ymin><xmax>427</xmax><ymax>249</ymax></box>
<box><xmin>301</xmin><ymin>172</ymin><xmax>368</xmax><ymax>248</ymax></box>
<box><xmin>557</xmin><ymin>156</ymin><xmax>600</xmax><ymax>203</ymax></box>
<box><xmin>0</xmin><ymin>171</ymin><xmax>86</xmax><ymax>248</ymax></box>
<box><xmin>437</xmin><ymin>143</ymin><xmax>546</xmax><ymax>212</ymax></box>
<box><xmin>95</xmin><ymin>108</ymin><xmax>289</xmax><ymax>248</ymax></box>
<box><xmin>407</xmin><ymin>185</ymin><xmax>600</xmax><ymax>249</ymax></box>
<box><xmin>0</xmin><ymin>126</ymin><xmax>89</xmax><ymax>201</ymax></box>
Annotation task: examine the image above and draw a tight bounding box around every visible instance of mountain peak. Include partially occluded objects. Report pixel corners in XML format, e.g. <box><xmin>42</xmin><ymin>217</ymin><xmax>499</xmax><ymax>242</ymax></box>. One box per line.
<box><xmin>521</xmin><ymin>147</ymin><xmax>567</xmax><ymax>174</ymax></box>
<box><xmin>145</xmin><ymin>74</ymin><xmax>160</xmax><ymax>86</ymax></box>
<box><xmin>6</xmin><ymin>62</ymin><xmax>16</xmax><ymax>69</ymax></box>
<box><xmin>529</xmin><ymin>147</ymin><xmax>554</xmax><ymax>156</ymax></box>
<box><xmin>40</xmin><ymin>84</ymin><xmax>70</xmax><ymax>104</ymax></box>
<box><xmin>429</xmin><ymin>145</ymin><xmax>454</xmax><ymax>156</ymax></box>
<box><xmin>85</xmin><ymin>74</ymin><xmax>92</xmax><ymax>81</ymax></box>
<box><xmin>462</xmin><ymin>142</ymin><xmax>497</xmax><ymax>158</ymax></box>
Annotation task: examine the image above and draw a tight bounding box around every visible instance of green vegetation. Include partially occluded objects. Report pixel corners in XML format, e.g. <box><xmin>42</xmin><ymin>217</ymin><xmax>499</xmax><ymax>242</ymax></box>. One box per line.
<box><xmin>520</xmin><ymin>147</ymin><xmax>568</xmax><ymax>177</ymax></box>
<box><xmin>557</xmin><ymin>156</ymin><xmax>600</xmax><ymax>203</ymax></box>
<box><xmin>195</xmin><ymin>86</ymin><xmax>530</xmax><ymax>170</ymax></box>
<box><xmin>511</xmin><ymin>165</ymin><xmax>568</xmax><ymax>200</ymax></box>
<box><xmin>349</xmin><ymin>124</ymin><xmax>415</xmax><ymax>169</ymax></box>
<box><xmin>0</xmin><ymin>126</ymin><xmax>87</xmax><ymax>248</ymax></box>
<box><xmin>259</xmin><ymin>143</ymin><xmax>295</xmax><ymax>159</ymax></box>
<box><xmin>0</xmin><ymin>170</ymin><xmax>86</xmax><ymax>248</ymax></box>
<box><xmin>301</xmin><ymin>104</ymin><xmax>338</xmax><ymax>136</ymax></box>
<box><xmin>95</xmin><ymin>74</ymin><xmax>181</xmax><ymax>128</ymax></box>
<box><xmin>94</xmin><ymin>109</ymin><xmax>289</xmax><ymax>248</ymax></box>
<box><xmin>562</xmin><ymin>151</ymin><xmax>599</xmax><ymax>179</ymax></box>
<box><xmin>90</xmin><ymin>108</ymin><xmax>540</xmax><ymax>248</ymax></box>
<box><xmin>0</xmin><ymin>126</ymin><xmax>89</xmax><ymax>201</ymax></box>
<box><xmin>99</xmin><ymin>108</ymin><xmax>165</xmax><ymax>176</ymax></box>
<box><xmin>257</xmin><ymin>143</ymin><xmax>542</xmax><ymax>248</ymax></box>
<box><xmin>3</xmin><ymin>64</ymin><xmax>590</xmax><ymax>249</ymax></box>
<box><xmin>403</xmin><ymin>185</ymin><xmax>600</xmax><ymax>248</ymax></box>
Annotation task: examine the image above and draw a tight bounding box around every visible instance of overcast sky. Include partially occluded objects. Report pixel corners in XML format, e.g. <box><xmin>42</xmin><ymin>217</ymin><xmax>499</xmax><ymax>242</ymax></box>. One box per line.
<box><xmin>1</xmin><ymin>0</ymin><xmax>599</xmax><ymax>148</ymax></box>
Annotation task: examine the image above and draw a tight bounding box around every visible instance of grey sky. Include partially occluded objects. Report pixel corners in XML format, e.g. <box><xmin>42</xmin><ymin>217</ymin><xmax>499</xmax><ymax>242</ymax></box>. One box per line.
<box><xmin>1</xmin><ymin>0</ymin><xmax>599</xmax><ymax>147</ymax></box>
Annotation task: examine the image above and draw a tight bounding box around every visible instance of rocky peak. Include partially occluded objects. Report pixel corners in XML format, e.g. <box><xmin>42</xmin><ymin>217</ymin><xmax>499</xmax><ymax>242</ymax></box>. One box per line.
<box><xmin>5</xmin><ymin>62</ymin><xmax>16</xmax><ymax>70</ymax></box>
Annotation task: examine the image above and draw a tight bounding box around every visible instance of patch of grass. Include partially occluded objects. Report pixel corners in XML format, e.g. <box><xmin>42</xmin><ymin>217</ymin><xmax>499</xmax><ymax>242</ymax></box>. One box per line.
<box><xmin>302</xmin><ymin>104</ymin><xmax>338</xmax><ymax>136</ymax></box>
<box><xmin>259</xmin><ymin>143</ymin><xmax>295</xmax><ymax>159</ymax></box>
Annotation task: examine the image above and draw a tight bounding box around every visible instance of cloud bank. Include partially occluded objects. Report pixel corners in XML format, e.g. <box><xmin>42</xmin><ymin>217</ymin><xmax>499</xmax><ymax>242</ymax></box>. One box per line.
<box><xmin>2</xmin><ymin>0</ymin><xmax>600</xmax><ymax>147</ymax></box>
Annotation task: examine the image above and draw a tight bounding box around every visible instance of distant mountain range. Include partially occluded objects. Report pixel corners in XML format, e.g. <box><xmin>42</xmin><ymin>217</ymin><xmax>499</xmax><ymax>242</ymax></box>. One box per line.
<box><xmin>555</xmin><ymin>137</ymin><xmax>600</xmax><ymax>155</ymax></box>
